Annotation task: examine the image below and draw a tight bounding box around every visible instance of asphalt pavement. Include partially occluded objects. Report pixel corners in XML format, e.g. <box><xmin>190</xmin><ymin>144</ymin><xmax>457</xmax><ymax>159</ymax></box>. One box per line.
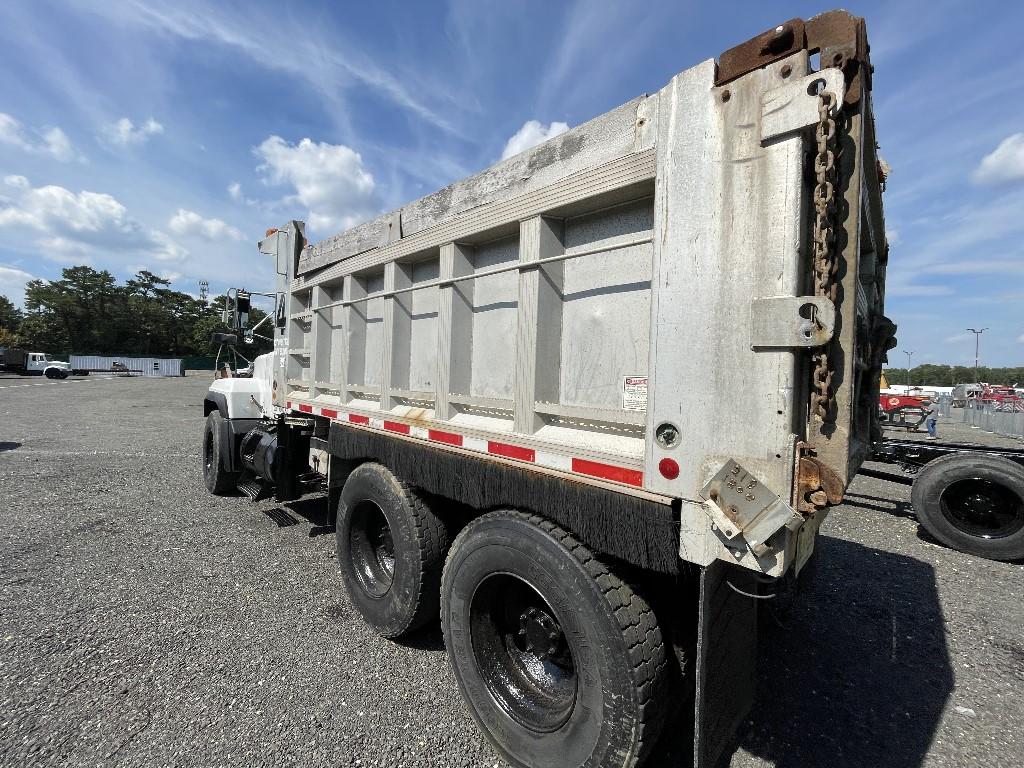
<box><xmin>1</xmin><ymin>374</ymin><xmax>1021</xmax><ymax>767</ymax></box>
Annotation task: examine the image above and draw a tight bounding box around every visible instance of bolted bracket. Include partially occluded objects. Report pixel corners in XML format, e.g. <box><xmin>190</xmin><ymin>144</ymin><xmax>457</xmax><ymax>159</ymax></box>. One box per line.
<box><xmin>750</xmin><ymin>296</ymin><xmax>835</xmax><ymax>349</ymax></box>
<box><xmin>761</xmin><ymin>68</ymin><xmax>845</xmax><ymax>141</ymax></box>
<box><xmin>700</xmin><ymin>459</ymin><xmax>804</xmax><ymax>557</ymax></box>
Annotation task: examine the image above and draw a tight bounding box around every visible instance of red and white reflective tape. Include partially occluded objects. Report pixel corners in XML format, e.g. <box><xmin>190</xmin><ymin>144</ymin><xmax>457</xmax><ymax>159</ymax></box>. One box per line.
<box><xmin>283</xmin><ymin>400</ymin><xmax>644</xmax><ymax>487</ymax></box>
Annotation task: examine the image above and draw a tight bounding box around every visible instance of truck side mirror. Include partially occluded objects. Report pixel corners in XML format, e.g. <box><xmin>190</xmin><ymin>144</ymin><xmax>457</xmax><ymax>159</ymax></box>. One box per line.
<box><xmin>236</xmin><ymin>291</ymin><xmax>251</xmax><ymax>328</ymax></box>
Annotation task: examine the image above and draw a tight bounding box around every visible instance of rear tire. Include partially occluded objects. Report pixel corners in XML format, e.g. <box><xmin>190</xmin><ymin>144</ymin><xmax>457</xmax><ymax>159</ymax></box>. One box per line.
<box><xmin>441</xmin><ymin>510</ymin><xmax>668</xmax><ymax>768</ymax></box>
<box><xmin>335</xmin><ymin>463</ymin><xmax>449</xmax><ymax>638</ymax></box>
<box><xmin>202</xmin><ymin>411</ymin><xmax>239</xmax><ymax>494</ymax></box>
<box><xmin>912</xmin><ymin>453</ymin><xmax>1024</xmax><ymax>561</ymax></box>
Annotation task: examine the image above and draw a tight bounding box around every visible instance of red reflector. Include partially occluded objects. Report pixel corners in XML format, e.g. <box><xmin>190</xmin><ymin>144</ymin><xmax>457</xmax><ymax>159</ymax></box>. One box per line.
<box><xmin>348</xmin><ymin>414</ymin><xmax>369</xmax><ymax>425</ymax></box>
<box><xmin>572</xmin><ymin>458</ymin><xmax>643</xmax><ymax>486</ymax></box>
<box><xmin>658</xmin><ymin>458</ymin><xmax>680</xmax><ymax>480</ymax></box>
<box><xmin>320</xmin><ymin>408</ymin><xmax>338</xmax><ymax>419</ymax></box>
<box><xmin>488</xmin><ymin>441</ymin><xmax>535</xmax><ymax>462</ymax></box>
<box><xmin>298</xmin><ymin>403</ymin><xmax>313</xmax><ymax>413</ymax></box>
<box><xmin>429</xmin><ymin>429</ymin><xmax>463</xmax><ymax>446</ymax></box>
<box><xmin>384</xmin><ymin>421</ymin><xmax>410</xmax><ymax>434</ymax></box>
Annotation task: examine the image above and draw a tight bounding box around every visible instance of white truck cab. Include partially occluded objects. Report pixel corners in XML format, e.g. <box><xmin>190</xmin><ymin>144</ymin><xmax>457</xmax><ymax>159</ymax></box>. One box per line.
<box><xmin>27</xmin><ymin>353</ymin><xmax>71</xmax><ymax>378</ymax></box>
<box><xmin>0</xmin><ymin>348</ymin><xmax>72</xmax><ymax>378</ymax></box>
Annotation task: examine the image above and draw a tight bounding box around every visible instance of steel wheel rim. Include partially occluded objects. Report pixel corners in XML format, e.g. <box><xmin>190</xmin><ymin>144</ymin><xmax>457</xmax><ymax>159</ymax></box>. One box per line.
<box><xmin>349</xmin><ymin>500</ymin><xmax>396</xmax><ymax>598</ymax></box>
<box><xmin>469</xmin><ymin>572</ymin><xmax>577</xmax><ymax>733</ymax></box>
<box><xmin>940</xmin><ymin>478</ymin><xmax>1024</xmax><ymax>539</ymax></box>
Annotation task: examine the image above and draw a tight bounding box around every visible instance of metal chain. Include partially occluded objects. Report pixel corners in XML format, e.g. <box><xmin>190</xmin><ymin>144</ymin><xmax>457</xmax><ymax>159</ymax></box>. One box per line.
<box><xmin>811</xmin><ymin>90</ymin><xmax>839</xmax><ymax>422</ymax></box>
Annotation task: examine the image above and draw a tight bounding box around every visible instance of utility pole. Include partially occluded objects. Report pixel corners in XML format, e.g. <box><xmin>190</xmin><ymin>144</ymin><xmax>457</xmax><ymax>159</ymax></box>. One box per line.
<box><xmin>198</xmin><ymin>280</ymin><xmax>209</xmax><ymax>303</ymax></box>
<box><xmin>903</xmin><ymin>350</ymin><xmax>914</xmax><ymax>389</ymax></box>
<box><xmin>966</xmin><ymin>328</ymin><xmax>987</xmax><ymax>383</ymax></box>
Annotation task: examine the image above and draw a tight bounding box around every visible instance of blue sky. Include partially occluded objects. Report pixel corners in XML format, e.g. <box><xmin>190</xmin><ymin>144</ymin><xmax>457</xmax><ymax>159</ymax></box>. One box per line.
<box><xmin>1</xmin><ymin>0</ymin><xmax>1022</xmax><ymax>365</ymax></box>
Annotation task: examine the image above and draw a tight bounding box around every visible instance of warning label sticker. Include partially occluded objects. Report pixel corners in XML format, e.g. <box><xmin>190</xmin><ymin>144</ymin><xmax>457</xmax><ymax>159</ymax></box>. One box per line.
<box><xmin>623</xmin><ymin>376</ymin><xmax>648</xmax><ymax>411</ymax></box>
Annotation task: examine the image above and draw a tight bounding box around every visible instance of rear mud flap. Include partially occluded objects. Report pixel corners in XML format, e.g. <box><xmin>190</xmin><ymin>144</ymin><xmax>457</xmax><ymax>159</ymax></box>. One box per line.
<box><xmin>694</xmin><ymin>560</ymin><xmax>758</xmax><ymax>768</ymax></box>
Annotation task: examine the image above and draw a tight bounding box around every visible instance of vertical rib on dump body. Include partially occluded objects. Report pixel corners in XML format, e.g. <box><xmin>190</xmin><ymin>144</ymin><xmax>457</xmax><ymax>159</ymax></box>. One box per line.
<box><xmin>264</xmin><ymin>9</ymin><xmax>890</xmax><ymax>578</ymax></box>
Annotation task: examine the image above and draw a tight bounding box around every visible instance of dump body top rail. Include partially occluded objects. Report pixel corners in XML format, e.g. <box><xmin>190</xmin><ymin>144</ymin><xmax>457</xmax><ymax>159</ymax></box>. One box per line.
<box><xmin>260</xmin><ymin>10</ymin><xmax>890</xmax><ymax>576</ymax></box>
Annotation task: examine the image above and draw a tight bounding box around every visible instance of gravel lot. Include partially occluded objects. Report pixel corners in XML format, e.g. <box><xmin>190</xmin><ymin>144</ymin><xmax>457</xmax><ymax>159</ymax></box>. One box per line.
<box><xmin>1</xmin><ymin>373</ymin><xmax>1022</xmax><ymax>768</ymax></box>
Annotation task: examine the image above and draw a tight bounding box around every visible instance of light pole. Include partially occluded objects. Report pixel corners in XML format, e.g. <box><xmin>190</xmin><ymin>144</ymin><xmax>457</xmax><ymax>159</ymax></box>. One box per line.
<box><xmin>966</xmin><ymin>328</ymin><xmax>987</xmax><ymax>383</ymax></box>
<box><xmin>903</xmin><ymin>350</ymin><xmax>914</xmax><ymax>389</ymax></box>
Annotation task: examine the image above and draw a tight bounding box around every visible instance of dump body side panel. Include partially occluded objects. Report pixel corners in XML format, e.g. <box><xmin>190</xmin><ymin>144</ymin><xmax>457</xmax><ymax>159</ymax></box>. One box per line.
<box><xmin>268</xmin><ymin>10</ymin><xmax>888</xmax><ymax>576</ymax></box>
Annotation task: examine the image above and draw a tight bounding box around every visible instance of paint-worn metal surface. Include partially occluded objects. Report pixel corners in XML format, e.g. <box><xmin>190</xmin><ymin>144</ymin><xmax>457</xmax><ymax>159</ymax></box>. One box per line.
<box><xmin>261</xmin><ymin>9</ymin><xmax>890</xmax><ymax>579</ymax></box>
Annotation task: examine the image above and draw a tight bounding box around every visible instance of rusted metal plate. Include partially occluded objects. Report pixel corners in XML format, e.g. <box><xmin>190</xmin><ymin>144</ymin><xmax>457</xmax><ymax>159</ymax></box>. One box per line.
<box><xmin>805</xmin><ymin>10</ymin><xmax>870</xmax><ymax>106</ymax></box>
<box><xmin>716</xmin><ymin>10</ymin><xmax>870</xmax><ymax>107</ymax></box>
<box><xmin>716</xmin><ymin>19</ymin><xmax>806</xmax><ymax>86</ymax></box>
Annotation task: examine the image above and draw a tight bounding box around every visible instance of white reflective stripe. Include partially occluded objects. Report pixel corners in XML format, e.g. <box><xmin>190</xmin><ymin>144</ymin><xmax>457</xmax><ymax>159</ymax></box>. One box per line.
<box><xmin>309</xmin><ymin>409</ymin><xmax>639</xmax><ymax>486</ymax></box>
<box><xmin>535</xmin><ymin>451</ymin><xmax>573</xmax><ymax>471</ymax></box>
<box><xmin>462</xmin><ymin>436</ymin><xmax>488</xmax><ymax>453</ymax></box>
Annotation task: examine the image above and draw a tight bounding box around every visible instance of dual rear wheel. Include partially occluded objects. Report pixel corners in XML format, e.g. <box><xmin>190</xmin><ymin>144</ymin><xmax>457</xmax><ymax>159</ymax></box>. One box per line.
<box><xmin>334</xmin><ymin>463</ymin><xmax>669</xmax><ymax>767</ymax></box>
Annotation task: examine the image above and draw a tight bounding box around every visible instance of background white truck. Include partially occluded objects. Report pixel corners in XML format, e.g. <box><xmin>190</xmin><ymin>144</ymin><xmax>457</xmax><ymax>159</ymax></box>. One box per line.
<box><xmin>201</xmin><ymin>11</ymin><xmax>893</xmax><ymax>767</ymax></box>
<box><xmin>0</xmin><ymin>348</ymin><xmax>74</xmax><ymax>378</ymax></box>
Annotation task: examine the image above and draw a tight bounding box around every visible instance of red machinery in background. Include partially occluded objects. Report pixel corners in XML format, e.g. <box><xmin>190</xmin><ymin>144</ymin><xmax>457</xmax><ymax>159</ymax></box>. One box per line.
<box><xmin>879</xmin><ymin>393</ymin><xmax>931</xmax><ymax>429</ymax></box>
<box><xmin>979</xmin><ymin>385</ymin><xmax>1024</xmax><ymax>412</ymax></box>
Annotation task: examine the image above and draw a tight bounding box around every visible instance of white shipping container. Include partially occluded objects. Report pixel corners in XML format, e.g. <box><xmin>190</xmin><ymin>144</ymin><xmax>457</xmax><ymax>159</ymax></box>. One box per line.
<box><xmin>70</xmin><ymin>355</ymin><xmax>183</xmax><ymax>377</ymax></box>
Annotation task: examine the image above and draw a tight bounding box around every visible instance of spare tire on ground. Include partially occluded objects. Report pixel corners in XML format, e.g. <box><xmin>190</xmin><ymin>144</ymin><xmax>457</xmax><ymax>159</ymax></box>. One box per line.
<box><xmin>911</xmin><ymin>453</ymin><xmax>1024</xmax><ymax>561</ymax></box>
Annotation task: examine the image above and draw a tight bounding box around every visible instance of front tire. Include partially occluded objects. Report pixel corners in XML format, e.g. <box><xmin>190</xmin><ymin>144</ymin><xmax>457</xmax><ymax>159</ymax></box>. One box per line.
<box><xmin>202</xmin><ymin>411</ymin><xmax>239</xmax><ymax>494</ymax></box>
<box><xmin>441</xmin><ymin>511</ymin><xmax>668</xmax><ymax>768</ymax></box>
<box><xmin>335</xmin><ymin>463</ymin><xmax>449</xmax><ymax>638</ymax></box>
<box><xmin>912</xmin><ymin>453</ymin><xmax>1024</xmax><ymax>561</ymax></box>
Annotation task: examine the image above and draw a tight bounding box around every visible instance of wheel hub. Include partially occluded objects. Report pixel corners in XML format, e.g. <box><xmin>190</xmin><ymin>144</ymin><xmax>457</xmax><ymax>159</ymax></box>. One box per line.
<box><xmin>940</xmin><ymin>478</ymin><xmax>1024</xmax><ymax>540</ymax></box>
<box><xmin>517</xmin><ymin>606</ymin><xmax>562</xmax><ymax>661</ymax></box>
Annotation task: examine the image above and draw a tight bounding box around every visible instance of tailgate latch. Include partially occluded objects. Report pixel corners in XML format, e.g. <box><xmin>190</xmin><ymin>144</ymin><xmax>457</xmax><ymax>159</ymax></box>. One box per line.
<box><xmin>750</xmin><ymin>296</ymin><xmax>835</xmax><ymax>349</ymax></box>
<box><xmin>700</xmin><ymin>459</ymin><xmax>804</xmax><ymax>557</ymax></box>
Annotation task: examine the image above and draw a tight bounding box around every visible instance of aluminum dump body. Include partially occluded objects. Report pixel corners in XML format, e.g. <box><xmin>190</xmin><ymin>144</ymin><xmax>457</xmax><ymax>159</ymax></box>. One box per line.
<box><xmin>265</xmin><ymin>10</ymin><xmax>890</xmax><ymax>575</ymax></box>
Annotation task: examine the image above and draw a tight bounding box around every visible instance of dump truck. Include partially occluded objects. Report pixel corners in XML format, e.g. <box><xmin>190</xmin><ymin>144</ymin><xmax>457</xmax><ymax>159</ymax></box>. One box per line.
<box><xmin>201</xmin><ymin>11</ymin><xmax>893</xmax><ymax>766</ymax></box>
<box><xmin>0</xmin><ymin>348</ymin><xmax>73</xmax><ymax>378</ymax></box>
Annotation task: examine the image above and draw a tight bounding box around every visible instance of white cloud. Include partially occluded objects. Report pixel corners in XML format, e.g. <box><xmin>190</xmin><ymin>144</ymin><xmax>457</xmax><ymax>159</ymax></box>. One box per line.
<box><xmin>0</xmin><ymin>112</ymin><xmax>78</xmax><ymax>162</ymax></box>
<box><xmin>884</xmin><ymin>272</ymin><xmax>955</xmax><ymax>298</ymax></box>
<box><xmin>78</xmin><ymin>4</ymin><xmax>455</xmax><ymax>136</ymax></box>
<box><xmin>0</xmin><ymin>177</ymin><xmax>186</xmax><ymax>264</ymax></box>
<box><xmin>944</xmin><ymin>333</ymin><xmax>971</xmax><ymax>344</ymax></box>
<box><xmin>0</xmin><ymin>264</ymin><xmax>35</xmax><ymax>307</ymax></box>
<box><xmin>973</xmin><ymin>133</ymin><xmax>1024</xmax><ymax>185</ymax></box>
<box><xmin>925</xmin><ymin>259</ymin><xmax>1024</xmax><ymax>275</ymax></box>
<box><xmin>102</xmin><ymin>117</ymin><xmax>164</xmax><ymax>147</ymax></box>
<box><xmin>1018</xmin><ymin>334</ymin><xmax>1024</xmax><ymax>344</ymax></box>
<box><xmin>42</xmin><ymin>127</ymin><xmax>74</xmax><ymax>162</ymax></box>
<box><xmin>228</xmin><ymin>182</ymin><xmax>242</xmax><ymax>201</ymax></box>
<box><xmin>4</xmin><ymin>175</ymin><xmax>30</xmax><ymax>189</ymax></box>
<box><xmin>168</xmin><ymin>208</ymin><xmax>245</xmax><ymax>241</ymax></box>
<box><xmin>500</xmin><ymin>120</ymin><xmax>570</xmax><ymax>160</ymax></box>
<box><xmin>255</xmin><ymin>136</ymin><xmax>378</xmax><ymax>232</ymax></box>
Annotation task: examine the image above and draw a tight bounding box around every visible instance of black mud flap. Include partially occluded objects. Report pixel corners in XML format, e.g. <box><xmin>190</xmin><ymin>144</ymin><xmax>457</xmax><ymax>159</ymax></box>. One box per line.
<box><xmin>694</xmin><ymin>561</ymin><xmax>758</xmax><ymax>768</ymax></box>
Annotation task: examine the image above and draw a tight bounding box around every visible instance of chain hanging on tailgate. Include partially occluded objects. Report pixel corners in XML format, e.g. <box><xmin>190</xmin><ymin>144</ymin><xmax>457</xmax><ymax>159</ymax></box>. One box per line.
<box><xmin>811</xmin><ymin>89</ymin><xmax>840</xmax><ymax>422</ymax></box>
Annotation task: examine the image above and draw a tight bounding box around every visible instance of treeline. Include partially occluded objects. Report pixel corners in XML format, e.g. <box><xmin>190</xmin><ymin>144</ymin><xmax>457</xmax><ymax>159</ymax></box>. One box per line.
<box><xmin>0</xmin><ymin>266</ymin><xmax>270</xmax><ymax>358</ymax></box>
<box><xmin>885</xmin><ymin>365</ymin><xmax>1024</xmax><ymax>387</ymax></box>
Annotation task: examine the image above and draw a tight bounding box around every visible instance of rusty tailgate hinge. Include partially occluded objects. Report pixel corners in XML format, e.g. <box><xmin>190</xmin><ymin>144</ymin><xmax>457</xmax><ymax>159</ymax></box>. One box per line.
<box><xmin>716</xmin><ymin>10</ymin><xmax>871</xmax><ymax>108</ymax></box>
<box><xmin>794</xmin><ymin>442</ymin><xmax>845</xmax><ymax>513</ymax></box>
